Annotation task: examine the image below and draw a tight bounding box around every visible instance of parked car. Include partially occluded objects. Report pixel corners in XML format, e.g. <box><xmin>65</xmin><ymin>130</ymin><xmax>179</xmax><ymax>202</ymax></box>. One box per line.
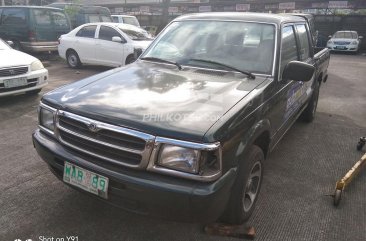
<box><xmin>327</xmin><ymin>31</ymin><xmax>363</xmax><ymax>52</ymax></box>
<box><xmin>33</xmin><ymin>13</ymin><xmax>329</xmax><ymax>224</ymax></box>
<box><xmin>112</xmin><ymin>15</ymin><xmax>140</xmax><ymax>27</ymax></box>
<box><xmin>48</xmin><ymin>3</ymin><xmax>112</xmax><ymax>29</ymax></box>
<box><xmin>0</xmin><ymin>6</ymin><xmax>71</xmax><ymax>52</ymax></box>
<box><xmin>0</xmin><ymin>38</ymin><xmax>48</xmax><ymax>97</ymax></box>
<box><xmin>58</xmin><ymin>22</ymin><xmax>153</xmax><ymax>68</ymax></box>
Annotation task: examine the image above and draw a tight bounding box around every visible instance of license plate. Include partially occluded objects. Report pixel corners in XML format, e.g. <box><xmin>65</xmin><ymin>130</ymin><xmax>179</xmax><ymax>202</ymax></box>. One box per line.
<box><xmin>3</xmin><ymin>77</ymin><xmax>27</xmax><ymax>88</ymax></box>
<box><xmin>63</xmin><ymin>162</ymin><xmax>109</xmax><ymax>199</ymax></box>
<box><xmin>335</xmin><ymin>46</ymin><xmax>346</xmax><ymax>50</ymax></box>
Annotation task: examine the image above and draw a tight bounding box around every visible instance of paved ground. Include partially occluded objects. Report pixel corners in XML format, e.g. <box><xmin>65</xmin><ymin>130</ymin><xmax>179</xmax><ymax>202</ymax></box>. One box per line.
<box><xmin>0</xmin><ymin>54</ymin><xmax>365</xmax><ymax>241</ymax></box>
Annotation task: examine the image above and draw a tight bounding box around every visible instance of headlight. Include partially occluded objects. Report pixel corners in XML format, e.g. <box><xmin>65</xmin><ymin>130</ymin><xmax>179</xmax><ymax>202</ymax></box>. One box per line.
<box><xmin>39</xmin><ymin>107</ymin><xmax>55</xmax><ymax>131</ymax></box>
<box><xmin>327</xmin><ymin>40</ymin><xmax>333</xmax><ymax>45</ymax></box>
<box><xmin>31</xmin><ymin>60</ymin><xmax>44</xmax><ymax>71</ymax></box>
<box><xmin>158</xmin><ymin>144</ymin><xmax>200</xmax><ymax>174</ymax></box>
<box><xmin>351</xmin><ymin>41</ymin><xmax>358</xmax><ymax>45</ymax></box>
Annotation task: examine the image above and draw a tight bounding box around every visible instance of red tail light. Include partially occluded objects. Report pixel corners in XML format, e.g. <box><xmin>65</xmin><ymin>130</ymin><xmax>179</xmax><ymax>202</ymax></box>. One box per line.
<box><xmin>28</xmin><ymin>31</ymin><xmax>36</xmax><ymax>41</ymax></box>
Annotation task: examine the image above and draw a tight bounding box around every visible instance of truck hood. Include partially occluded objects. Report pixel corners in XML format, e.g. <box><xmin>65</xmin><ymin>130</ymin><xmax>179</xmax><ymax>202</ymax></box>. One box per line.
<box><xmin>43</xmin><ymin>61</ymin><xmax>267</xmax><ymax>142</ymax></box>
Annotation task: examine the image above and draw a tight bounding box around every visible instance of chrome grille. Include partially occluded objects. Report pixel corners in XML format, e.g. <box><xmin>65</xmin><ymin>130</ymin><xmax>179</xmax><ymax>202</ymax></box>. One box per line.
<box><xmin>334</xmin><ymin>41</ymin><xmax>351</xmax><ymax>45</ymax></box>
<box><xmin>56</xmin><ymin>110</ymin><xmax>155</xmax><ymax>169</ymax></box>
<box><xmin>0</xmin><ymin>66</ymin><xmax>28</xmax><ymax>77</ymax></box>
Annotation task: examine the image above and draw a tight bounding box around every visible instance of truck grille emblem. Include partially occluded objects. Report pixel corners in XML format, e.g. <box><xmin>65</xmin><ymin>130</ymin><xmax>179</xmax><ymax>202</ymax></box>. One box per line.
<box><xmin>88</xmin><ymin>123</ymin><xmax>99</xmax><ymax>132</ymax></box>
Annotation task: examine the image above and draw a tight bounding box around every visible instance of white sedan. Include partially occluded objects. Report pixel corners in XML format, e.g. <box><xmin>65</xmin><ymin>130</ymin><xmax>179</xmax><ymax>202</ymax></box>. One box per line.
<box><xmin>58</xmin><ymin>22</ymin><xmax>153</xmax><ymax>68</ymax></box>
<box><xmin>327</xmin><ymin>31</ymin><xmax>363</xmax><ymax>53</ymax></box>
<box><xmin>0</xmin><ymin>39</ymin><xmax>48</xmax><ymax>97</ymax></box>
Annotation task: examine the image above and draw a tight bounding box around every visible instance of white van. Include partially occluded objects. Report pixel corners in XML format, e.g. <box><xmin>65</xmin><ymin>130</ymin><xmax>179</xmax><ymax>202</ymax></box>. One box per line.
<box><xmin>111</xmin><ymin>15</ymin><xmax>140</xmax><ymax>27</ymax></box>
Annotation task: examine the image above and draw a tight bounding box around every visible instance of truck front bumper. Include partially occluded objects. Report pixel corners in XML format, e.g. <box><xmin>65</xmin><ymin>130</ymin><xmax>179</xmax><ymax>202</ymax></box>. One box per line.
<box><xmin>32</xmin><ymin>129</ymin><xmax>236</xmax><ymax>223</ymax></box>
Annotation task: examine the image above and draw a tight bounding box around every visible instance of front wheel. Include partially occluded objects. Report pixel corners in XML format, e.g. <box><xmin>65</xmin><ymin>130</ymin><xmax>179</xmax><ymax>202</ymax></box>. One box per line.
<box><xmin>125</xmin><ymin>55</ymin><xmax>136</xmax><ymax>65</ymax></box>
<box><xmin>220</xmin><ymin>145</ymin><xmax>264</xmax><ymax>224</ymax></box>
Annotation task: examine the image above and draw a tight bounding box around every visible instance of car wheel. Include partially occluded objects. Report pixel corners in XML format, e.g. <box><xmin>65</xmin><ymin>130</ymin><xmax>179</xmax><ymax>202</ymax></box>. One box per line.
<box><xmin>125</xmin><ymin>55</ymin><xmax>136</xmax><ymax>65</ymax></box>
<box><xmin>220</xmin><ymin>145</ymin><xmax>264</xmax><ymax>224</ymax></box>
<box><xmin>66</xmin><ymin>50</ymin><xmax>82</xmax><ymax>68</ymax></box>
<box><xmin>301</xmin><ymin>80</ymin><xmax>320</xmax><ymax>123</ymax></box>
<box><xmin>26</xmin><ymin>88</ymin><xmax>42</xmax><ymax>95</ymax></box>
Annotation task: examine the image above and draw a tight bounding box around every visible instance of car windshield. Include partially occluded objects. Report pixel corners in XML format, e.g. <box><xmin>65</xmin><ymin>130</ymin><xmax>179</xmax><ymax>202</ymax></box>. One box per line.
<box><xmin>142</xmin><ymin>21</ymin><xmax>275</xmax><ymax>75</ymax></box>
<box><xmin>122</xmin><ymin>17</ymin><xmax>139</xmax><ymax>27</ymax></box>
<box><xmin>0</xmin><ymin>39</ymin><xmax>10</xmax><ymax>50</ymax></box>
<box><xmin>118</xmin><ymin>26</ymin><xmax>152</xmax><ymax>41</ymax></box>
<box><xmin>334</xmin><ymin>32</ymin><xmax>357</xmax><ymax>39</ymax></box>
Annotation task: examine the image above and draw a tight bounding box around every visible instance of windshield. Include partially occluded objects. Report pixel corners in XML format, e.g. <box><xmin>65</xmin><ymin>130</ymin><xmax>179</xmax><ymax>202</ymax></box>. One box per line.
<box><xmin>118</xmin><ymin>26</ymin><xmax>152</xmax><ymax>41</ymax></box>
<box><xmin>334</xmin><ymin>32</ymin><xmax>357</xmax><ymax>39</ymax></box>
<box><xmin>122</xmin><ymin>17</ymin><xmax>139</xmax><ymax>27</ymax></box>
<box><xmin>142</xmin><ymin>21</ymin><xmax>275</xmax><ymax>75</ymax></box>
<box><xmin>0</xmin><ymin>39</ymin><xmax>10</xmax><ymax>50</ymax></box>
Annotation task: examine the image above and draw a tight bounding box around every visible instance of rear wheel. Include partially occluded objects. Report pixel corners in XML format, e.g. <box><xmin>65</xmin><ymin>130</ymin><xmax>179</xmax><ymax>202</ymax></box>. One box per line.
<box><xmin>301</xmin><ymin>80</ymin><xmax>320</xmax><ymax>123</ymax></box>
<box><xmin>220</xmin><ymin>145</ymin><xmax>264</xmax><ymax>224</ymax></box>
<box><xmin>66</xmin><ymin>50</ymin><xmax>81</xmax><ymax>68</ymax></box>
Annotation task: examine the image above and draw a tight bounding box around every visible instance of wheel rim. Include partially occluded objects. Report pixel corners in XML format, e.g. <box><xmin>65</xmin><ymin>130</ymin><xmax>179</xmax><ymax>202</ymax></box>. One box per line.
<box><xmin>68</xmin><ymin>54</ymin><xmax>77</xmax><ymax>67</ymax></box>
<box><xmin>242</xmin><ymin>161</ymin><xmax>262</xmax><ymax>212</ymax></box>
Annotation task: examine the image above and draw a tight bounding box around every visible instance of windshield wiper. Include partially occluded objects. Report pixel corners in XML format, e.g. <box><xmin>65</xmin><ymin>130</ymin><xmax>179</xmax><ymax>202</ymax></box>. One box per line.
<box><xmin>141</xmin><ymin>57</ymin><xmax>182</xmax><ymax>70</ymax></box>
<box><xmin>188</xmin><ymin>58</ymin><xmax>255</xmax><ymax>79</ymax></box>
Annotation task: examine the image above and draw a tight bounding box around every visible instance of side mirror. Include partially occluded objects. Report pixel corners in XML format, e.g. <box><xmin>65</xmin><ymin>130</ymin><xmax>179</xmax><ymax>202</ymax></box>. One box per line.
<box><xmin>112</xmin><ymin>36</ymin><xmax>123</xmax><ymax>43</ymax></box>
<box><xmin>282</xmin><ymin>61</ymin><xmax>315</xmax><ymax>82</ymax></box>
<box><xmin>6</xmin><ymin>40</ymin><xmax>14</xmax><ymax>47</ymax></box>
<box><xmin>359</xmin><ymin>36</ymin><xmax>363</xmax><ymax>39</ymax></box>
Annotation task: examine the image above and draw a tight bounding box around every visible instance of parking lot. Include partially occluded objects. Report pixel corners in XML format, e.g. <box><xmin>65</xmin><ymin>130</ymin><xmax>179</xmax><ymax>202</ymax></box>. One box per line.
<box><xmin>0</xmin><ymin>53</ymin><xmax>365</xmax><ymax>241</ymax></box>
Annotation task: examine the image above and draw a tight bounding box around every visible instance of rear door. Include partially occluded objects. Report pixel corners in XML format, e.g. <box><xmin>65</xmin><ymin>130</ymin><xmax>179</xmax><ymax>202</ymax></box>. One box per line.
<box><xmin>50</xmin><ymin>10</ymin><xmax>71</xmax><ymax>41</ymax></box>
<box><xmin>95</xmin><ymin>25</ymin><xmax>125</xmax><ymax>66</ymax></box>
<box><xmin>31</xmin><ymin>8</ymin><xmax>55</xmax><ymax>42</ymax></box>
<box><xmin>73</xmin><ymin>25</ymin><xmax>97</xmax><ymax>63</ymax></box>
<box><xmin>0</xmin><ymin>8</ymin><xmax>28</xmax><ymax>44</ymax></box>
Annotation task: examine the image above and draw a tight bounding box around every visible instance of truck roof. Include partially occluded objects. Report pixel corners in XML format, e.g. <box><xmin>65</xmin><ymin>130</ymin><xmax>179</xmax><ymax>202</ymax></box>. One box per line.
<box><xmin>175</xmin><ymin>12</ymin><xmax>305</xmax><ymax>26</ymax></box>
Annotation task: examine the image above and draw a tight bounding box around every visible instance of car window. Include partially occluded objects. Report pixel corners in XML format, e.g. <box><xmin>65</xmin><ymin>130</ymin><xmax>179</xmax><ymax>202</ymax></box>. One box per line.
<box><xmin>33</xmin><ymin>9</ymin><xmax>51</xmax><ymax>26</ymax></box>
<box><xmin>334</xmin><ymin>32</ymin><xmax>357</xmax><ymax>39</ymax></box>
<box><xmin>98</xmin><ymin>26</ymin><xmax>123</xmax><ymax>41</ymax></box>
<box><xmin>1</xmin><ymin>8</ymin><xmax>26</xmax><ymax>24</ymax></box>
<box><xmin>122</xmin><ymin>17</ymin><xmax>139</xmax><ymax>27</ymax></box>
<box><xmin>280</xmin><ymin>25</ymin><xmax>298</xmax><ymax>77</ymax></box>
<box><xmin>112</xmin><ymin>16</ymin><xmax>119</xmax><ymax>23</ymax></box>
<box><xmin>101</xmin><ymin>15</ymin><xmax>112</xmax><ymax>22</ymax></box>
<box><xmin>87</xmin><ymin>14</ymin><xmax>101</xmax><ymax>23</ymax></box>
<box><xmin>295</xmin><ymin>24</ymin><xmax>310</xmax><ymax>61</ymax></box>
<box><xmin>76</xmin><ymin>25</ymin><xmax>97</xmax><ymax>38</ymax></box>
<box><xmin>51</xmin><ymin>11</ymin><xmax>69</xmax><ymax>28</ymax></box>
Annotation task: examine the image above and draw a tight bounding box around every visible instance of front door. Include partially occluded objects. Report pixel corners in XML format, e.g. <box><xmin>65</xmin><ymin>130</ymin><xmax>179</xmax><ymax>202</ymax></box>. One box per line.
<box><xmin>95</xmin><ymin>25</ymin><xmax>125</xmax><ymax>66</ymax></box>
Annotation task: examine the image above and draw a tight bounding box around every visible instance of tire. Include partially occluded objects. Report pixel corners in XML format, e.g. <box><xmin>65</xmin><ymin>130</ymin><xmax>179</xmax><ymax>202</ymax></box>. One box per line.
<box><xmin>301</xmin><ymin>80</ymin><xmax>320</xmax><ymax>123</ymax></box>
<box><xmin>125</xmin><ymin>55</ymin><xmax>136</xmax><ymax>65</ymax></box>
<box><xmin>220</xmin><ymin>145</ymin><xmax>264</xmax><ymax>224</ymax></box>
<box><xmin>66</xmin><ymin>50</ymin><xmax>82</xmax><ymax>69</ymax></box>
<box><xmin>26</xmin><ymin>88</ymin><xmax>42</xmax><ymax>95</ymax></box>
<box><xmin>12</xmin><ymin>40</ymin><xmax>23</xmax><ymax>51</ymax></box>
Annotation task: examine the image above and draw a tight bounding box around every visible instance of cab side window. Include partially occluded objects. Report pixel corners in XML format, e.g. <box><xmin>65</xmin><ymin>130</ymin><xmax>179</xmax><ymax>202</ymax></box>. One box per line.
<box><xmin>280</xmin><ymin>25</ymin><xmax>298</xmax><ymax>78</ymax></box>
<box><xmin>1</xmin><ymin>8</ymin><xmax>26</xmax><ymax>25</ymax></box>
<box><xmin>76</xmin><ymin>25</ymin><xmax>97</xmax><ymax>38</ymax></box>
<box><xmin>98</xmin><ymin>26</ymin><xmax>125</xmax><ymax>42</ymax></box>
<box><xmin>295</xmin><ymin>24</ymin><xmax>311</xmax><ymax>61</ymax></box>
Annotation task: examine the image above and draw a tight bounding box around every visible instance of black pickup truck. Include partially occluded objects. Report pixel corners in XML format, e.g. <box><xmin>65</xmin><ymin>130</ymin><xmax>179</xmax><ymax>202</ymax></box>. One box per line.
<box><xmin>33</xmin><ymin>13</ymin><xmax>330</xmax><ymax>224</ymax></box>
